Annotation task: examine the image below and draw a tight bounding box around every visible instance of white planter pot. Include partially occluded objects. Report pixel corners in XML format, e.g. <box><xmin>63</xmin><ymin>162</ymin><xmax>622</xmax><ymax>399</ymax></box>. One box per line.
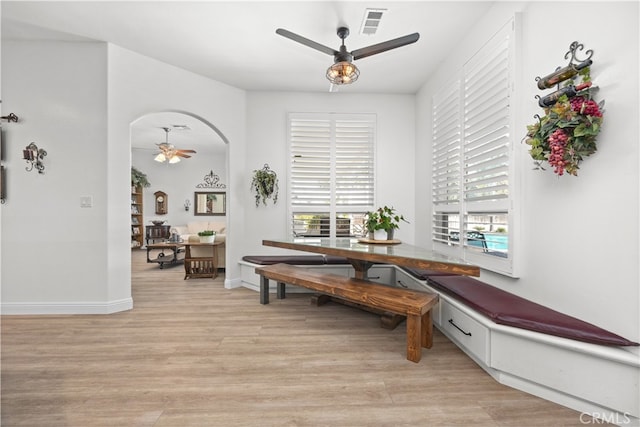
<box><xmin>199</xmin><ymin>235</ymin><xmax>215</xmax><ymax>243</ymax></box>
<box><xmin>373</xmin><ymin>229</ymin><xmax>387</xmax><ymax>241</ymax></box>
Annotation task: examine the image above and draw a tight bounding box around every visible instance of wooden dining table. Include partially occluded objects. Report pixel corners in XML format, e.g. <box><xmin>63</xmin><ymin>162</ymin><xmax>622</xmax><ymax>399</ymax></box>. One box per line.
<box><xmin>262</xmin><ymin>237</ymin><xmax>480</xmax><ymax>279</ymax></box>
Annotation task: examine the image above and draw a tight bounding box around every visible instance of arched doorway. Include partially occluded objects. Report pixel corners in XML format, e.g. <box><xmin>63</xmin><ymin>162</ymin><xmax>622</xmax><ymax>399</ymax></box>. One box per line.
<box><xmin>129</xmin><ymin>111</ymin><xmax>229</xmax><ymax>280</ymax></box>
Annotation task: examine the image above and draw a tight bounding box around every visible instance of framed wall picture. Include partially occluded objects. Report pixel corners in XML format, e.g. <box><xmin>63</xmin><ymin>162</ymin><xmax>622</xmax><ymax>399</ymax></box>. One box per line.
<box><xmin>194</xmin><ymin>191</ymin><xmax>226</xmax><ymax>216</ymax></box>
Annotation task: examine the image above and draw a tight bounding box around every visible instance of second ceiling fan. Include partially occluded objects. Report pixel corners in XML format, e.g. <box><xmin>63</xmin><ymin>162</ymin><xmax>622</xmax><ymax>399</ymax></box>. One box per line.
<box><xmin>154</xmin><ymin>127</ymin><xmax>196</xmax><ymax>164</ymax></box>
<box><xmin>276</xmin><ymin>26</ymin><xmax>419</xmax><ymax>85</ymax></box>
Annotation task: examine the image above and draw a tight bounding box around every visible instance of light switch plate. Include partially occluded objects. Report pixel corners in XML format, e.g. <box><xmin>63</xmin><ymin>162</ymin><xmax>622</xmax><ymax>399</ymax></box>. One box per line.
<box><xmin>80</xmin><ymin>196</ymin><xmax>93</xmax><ymax>208</ymax></box>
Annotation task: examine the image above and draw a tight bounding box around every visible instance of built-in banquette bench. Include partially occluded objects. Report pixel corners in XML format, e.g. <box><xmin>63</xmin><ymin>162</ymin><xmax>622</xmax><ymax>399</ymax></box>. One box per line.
<box><xmin>414</xmin><ymin>271</ymin><xmax>638</xmax><ymax>346</ymax></box>
<box><xmin>397</xmin><ymin>266</ymin><xmax>640</xmax><ymax>423</ymax></box>
<box><xmin>240</xmin><ymin>256</ymin><xmax>640</xmax><ymax>421</ymax></box>
<box><xmin>255</xmin><ymin>263</ymin><xmax>438</xmax><ymax>363</ymax></box>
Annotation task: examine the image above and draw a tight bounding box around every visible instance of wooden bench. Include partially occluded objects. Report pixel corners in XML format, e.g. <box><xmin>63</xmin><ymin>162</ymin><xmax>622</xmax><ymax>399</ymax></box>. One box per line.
<box><xmin>255</xmin><ymin>263</ymin><xmax>439</xmax><ymax>363</ymax></box>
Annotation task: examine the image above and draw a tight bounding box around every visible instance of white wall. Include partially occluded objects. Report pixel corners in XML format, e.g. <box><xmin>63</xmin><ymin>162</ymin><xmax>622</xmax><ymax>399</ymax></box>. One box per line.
<box><xmin>1</xmin><ymin>41</ymin><xmax>111</xmax><ymax>310</ymax></box>
<box><xmin>244</xmin><ymin>92</ymin><xmax>416</xmax><ymax>255</ymax></box>
<box><xmin>416</xmin><ymin>2</ymin><xmax>639</xmax><ymax>343</ymax></box>
<box><xmin>1</xmin><ymin>41</ymin><xmax>246</xmax><ymax>312</ymax></box>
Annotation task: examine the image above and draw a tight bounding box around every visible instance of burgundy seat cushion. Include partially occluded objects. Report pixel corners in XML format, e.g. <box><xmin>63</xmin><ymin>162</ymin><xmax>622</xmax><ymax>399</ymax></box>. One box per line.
<box><xmin>242</xmin><ymin>255</ymin><xmax>325</xmax><ymax>265</ymax></box>
<box><xmin>401</xmin><ymin>267</ymin><xmax>459</xmax><ymax>281</ymax></box>
<box><xmin>428</xmin><ymin>275</ymin><xmax>639</xmax><ymax>347</ymax></box>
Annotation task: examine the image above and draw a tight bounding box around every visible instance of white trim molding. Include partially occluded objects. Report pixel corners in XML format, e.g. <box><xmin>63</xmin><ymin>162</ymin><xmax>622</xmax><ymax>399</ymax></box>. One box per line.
<box><xmin>1</xmin><ymin>298</ymin><xmax>133</xmax><ymax>315</ymax></box>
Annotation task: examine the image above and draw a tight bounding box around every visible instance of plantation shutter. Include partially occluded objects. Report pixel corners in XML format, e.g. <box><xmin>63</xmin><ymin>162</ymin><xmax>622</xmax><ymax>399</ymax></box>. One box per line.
<box><xmin>290</xmin><ymin>118</ymin><xmax>332</xmax><ymax>207</ymax></box>
<box><xmin>431</xmin><ymin>17</ymin><xmax>516</xmax><ymax>276</ymax></box>
<box><xmin>432</xmin><ymin>79</ymin><xmax>462</xmax><ymax>245</ymax></box>
<box><xmin>335</xmin><ymin>119</ymin><xmax>375</xmax><ymax>207</ymax></box>
<box><xmin>289</xmin><ymin>113</ymin><xmax>376</xmax><ymax>237</ymax></box>
<box><xmin>463</xmin><ymin>32</ymin><xmax>510</xmax><ymax>206</ymax></box>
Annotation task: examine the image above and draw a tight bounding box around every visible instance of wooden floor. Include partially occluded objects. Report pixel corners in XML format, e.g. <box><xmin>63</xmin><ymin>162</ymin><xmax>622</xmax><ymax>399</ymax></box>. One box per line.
<box><xmin>1</xmin><ymin>250</ymin><xmax>599</xmax><ymax>426</ymax></box>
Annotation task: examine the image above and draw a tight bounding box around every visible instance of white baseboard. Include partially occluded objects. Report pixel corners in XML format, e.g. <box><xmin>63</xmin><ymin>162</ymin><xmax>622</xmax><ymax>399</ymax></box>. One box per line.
<box><xmin>1</xmin><ymin>298</ymin><xmax>133</xmax><ymax>315</ymax></box>
<box><xmin>225</xmin><ymin>277</ymin><xmax>243</xmax><ymax>289</ymax></box>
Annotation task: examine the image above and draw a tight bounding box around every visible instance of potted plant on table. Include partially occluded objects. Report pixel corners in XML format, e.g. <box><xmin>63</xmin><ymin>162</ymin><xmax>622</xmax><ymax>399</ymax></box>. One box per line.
<box><xmin>365</xmin><ymin>206</ymin><xmax>409</xmax><ymax>241</ymax></box>
<box><xmin>197</xmin><ymin>230</ymin><xmax>216</xmax><ymax>244</ymax></box>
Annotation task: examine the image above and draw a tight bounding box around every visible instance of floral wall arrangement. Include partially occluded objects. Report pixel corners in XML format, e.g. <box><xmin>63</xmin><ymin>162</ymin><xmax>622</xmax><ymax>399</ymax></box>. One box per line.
<box><xmin>525</xmin><ymin>41</ymin><xmax>605</xmax><ymax>177</ymax></box>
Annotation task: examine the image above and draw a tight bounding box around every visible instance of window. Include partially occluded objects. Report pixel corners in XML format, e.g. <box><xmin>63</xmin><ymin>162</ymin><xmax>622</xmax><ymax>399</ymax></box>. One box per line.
<box><xmin>288</xmin><ymin>113</ymin><xmax>375</xmax><ymax>238</ymax></box>
<box><xmin>432</xmin><ymin>18</ymin><xmax>518</xmax><ymax>276</ymax></box>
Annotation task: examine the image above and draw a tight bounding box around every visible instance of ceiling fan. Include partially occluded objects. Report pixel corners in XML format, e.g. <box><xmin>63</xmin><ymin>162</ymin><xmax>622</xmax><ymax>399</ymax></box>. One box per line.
<box><xmin>154</xmin><ymin>127</ymin><xmax>196</xmax><ymax>164</ymax></box>
<box><xmin>276</xmin><ymin>26</ymin><xmax>419</xmax><ymax>85</ymax></box>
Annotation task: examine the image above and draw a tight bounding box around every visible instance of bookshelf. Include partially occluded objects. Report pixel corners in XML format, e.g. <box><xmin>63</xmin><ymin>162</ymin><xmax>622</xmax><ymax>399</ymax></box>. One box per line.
<box><xmin>131</xmin><ymin>185</ymin><xmax>144</xmax><ymax>249</ymax></box>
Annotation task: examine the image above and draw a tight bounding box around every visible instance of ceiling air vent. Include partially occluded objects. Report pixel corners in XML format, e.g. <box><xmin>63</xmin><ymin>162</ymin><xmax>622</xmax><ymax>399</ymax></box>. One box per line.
<box><xmin>359</xmin><ymin>8</ymin><xmax>386</xmax><ymax>35</ymax></box>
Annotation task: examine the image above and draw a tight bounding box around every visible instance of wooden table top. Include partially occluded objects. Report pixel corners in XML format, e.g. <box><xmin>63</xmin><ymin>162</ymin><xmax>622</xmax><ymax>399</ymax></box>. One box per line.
<box><xmin>263</xmin><ymin>237</ymin><xmax>480</xmax><ymax>277</ymax></box>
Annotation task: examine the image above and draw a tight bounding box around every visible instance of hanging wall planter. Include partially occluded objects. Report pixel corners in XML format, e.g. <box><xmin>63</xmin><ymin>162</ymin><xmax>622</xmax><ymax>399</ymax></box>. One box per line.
<box><xmin>250</xmin><ymin>164</ymin><xmax>279</xmax><ymax>207</ymax></box>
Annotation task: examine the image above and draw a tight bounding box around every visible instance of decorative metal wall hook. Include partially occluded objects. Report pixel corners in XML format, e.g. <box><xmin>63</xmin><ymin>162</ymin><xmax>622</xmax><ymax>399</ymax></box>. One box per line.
<box><xmin>23</xmin><ymin>142</ymin><xmax>47</xmax><ymax>174</ymax></box>
<box><xmin>1</xmin><ymin>113</ymin><xmax>19</xmax><ymax>123</ymax></box>
<box><xmin>564</xmin><ymin>41</ymin><xmax>594</xmax><ymax>65</ymax></box>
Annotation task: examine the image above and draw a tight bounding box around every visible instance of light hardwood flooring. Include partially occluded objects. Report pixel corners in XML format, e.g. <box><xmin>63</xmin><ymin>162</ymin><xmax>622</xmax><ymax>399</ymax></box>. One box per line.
<box><xmin>1</xmin><ymin>250</ymin><xmax>602</xmax><ymax>426</ymax></box>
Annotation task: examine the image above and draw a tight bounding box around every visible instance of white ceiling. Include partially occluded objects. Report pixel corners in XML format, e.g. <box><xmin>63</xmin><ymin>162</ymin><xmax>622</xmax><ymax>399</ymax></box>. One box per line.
<box><xmin>2</xmin><ymin>1</ymin><xmax>495</xmax><ymax>152</ymax></box>
<box><xmin>2</xmin><ymin>1</ymin><xmax>494</xmax><ymax>94</ymax></box>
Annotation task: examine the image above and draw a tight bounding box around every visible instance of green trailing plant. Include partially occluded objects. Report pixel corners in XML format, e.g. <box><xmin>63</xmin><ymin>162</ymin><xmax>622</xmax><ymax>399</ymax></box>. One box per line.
<box><xmin>197</xmin><ymin>230</ymin><xmax>216</xmax><ymax>237</ymax></box>
<box><xmin>365</xmin><ymin>206</ymin><xmax>409</xmax><ymax>232</ymax></box>
<box><xmin>131</xmin><ymin>167</ymin><xmax>151</xmax><ymax>188</ymax></box>
<box><xmin>250</xmin><ymin>164</ymin><xmax>279</xmax><ymax>207</ymax></box>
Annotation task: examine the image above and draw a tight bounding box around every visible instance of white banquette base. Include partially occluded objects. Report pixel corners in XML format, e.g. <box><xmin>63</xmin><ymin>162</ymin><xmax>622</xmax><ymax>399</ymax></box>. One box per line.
<box><xmin>239</xmin><ymin>261</ymin><xmax>640</xmax><ymax>426</ymax></box>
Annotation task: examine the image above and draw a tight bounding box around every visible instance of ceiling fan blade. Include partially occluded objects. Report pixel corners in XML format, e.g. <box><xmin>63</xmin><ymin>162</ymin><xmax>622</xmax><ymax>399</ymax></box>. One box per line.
<box><xmin>175</xmin><ymin>153</ymin><xmax>192</xmax><ymax>158</ymax></box>
<box><xmin>351</xmin><ymin>33</ymin><xmax>420</xmax><ymax>61</ymax></box>
<box><xmin>176</xmin><ymin>149</ymin><xmax>196</xmax><ymax>154</ymax></box>
<box><xmin>276</xmin><ymin>28</ymin><xmax>338</xmax><ymax>56</ymax></box>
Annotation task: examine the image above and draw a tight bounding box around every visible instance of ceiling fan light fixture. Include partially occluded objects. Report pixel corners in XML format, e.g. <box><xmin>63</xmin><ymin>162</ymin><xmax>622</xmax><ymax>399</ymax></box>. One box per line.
<box><xmin>169</xmin><ymin>155</ymin><xmax>181</xmax><ymax>164</ymax></box>
<box><xmin>326</xmin><ymin>61</ymin><xmax>360</xmax><ymax>85</ymax></box>
<box><xmin>154</xmin><ymin>153</ymin><xmax>166</xmax><ymax>162</ymax></box>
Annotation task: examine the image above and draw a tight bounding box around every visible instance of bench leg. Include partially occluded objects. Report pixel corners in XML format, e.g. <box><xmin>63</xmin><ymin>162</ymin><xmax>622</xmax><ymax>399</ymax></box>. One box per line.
<box><xmin>277</xmin><ymin>281</ymin><xmax>286</xmax><ymax>299</ymax></box>
<box><xmin>406</xmin><ymin>314</ymin><xmax>422</xmax><ymax>363</ymax></box>
<box><xmin>260</xmin><ymin>275</ymin><xmax>269</xmax><ymax>305</ymax></box>
<box><xmin>421</xmin><ymin>311</ymin><xmax>433</xmax><ymax>349</ymax></box>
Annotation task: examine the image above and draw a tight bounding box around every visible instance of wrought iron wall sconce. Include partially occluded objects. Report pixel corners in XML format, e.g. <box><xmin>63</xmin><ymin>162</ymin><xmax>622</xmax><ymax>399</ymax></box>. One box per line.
<box><xmin>23</xmin><ymin>142</ymin><xmax>47</xmax><ymax>174</ymax></box>
<box><xmin>1</xmin><ymin>113</ymin><xmax>19</xmax><ymax>123</ymax></box>
<box><xmin>184</xmin><ymin>199</ymin><xmax>191</xmax><ymax>211</ymax></box>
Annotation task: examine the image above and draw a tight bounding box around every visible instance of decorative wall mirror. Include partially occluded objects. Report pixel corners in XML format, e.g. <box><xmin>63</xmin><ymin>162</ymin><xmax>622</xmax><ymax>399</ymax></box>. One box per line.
<box><xmin>154</xmin><ymin>191</ymin><xmax>168</xmax><ymax>215</ymax></box>
<box><xmin>194</xmin><ymin>191</ymin><xmax>226</xmax><ymax>216</ymax></box>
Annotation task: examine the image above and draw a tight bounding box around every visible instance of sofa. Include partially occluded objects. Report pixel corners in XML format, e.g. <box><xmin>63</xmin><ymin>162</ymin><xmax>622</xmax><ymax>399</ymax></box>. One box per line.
<box><xmin>172</xmin><ymin>221</ymin><xmax>226</xmax><ymax>268</ymax></box>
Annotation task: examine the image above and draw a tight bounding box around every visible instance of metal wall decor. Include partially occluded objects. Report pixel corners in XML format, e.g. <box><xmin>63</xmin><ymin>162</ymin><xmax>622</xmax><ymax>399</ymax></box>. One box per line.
<box><xmin>184</xmin><ymin>199</ymin><xmax>191</xmax><ymax>211</ymax></box>
<box><xmin>1</xmin><ymin>113</ymin><xmax>19</xmax><ymax>123</ymax></box>
<box><xmin>535</xmin><ymin>41</ymin><xmax>594</xmax><ymax>91</ymax></box>
<box><xmin>525</xmin><ymin>40</ymin><xmax>603</xmax><ymax>177</ymax></box>
<box><xmin>196</xmin><ymin>170</ymin><xmax>226</xmax><ymax>189</ymax></box>
<box><xmin>0</xmin><ymin>127</ymin><xmax>5</xmax><ymax>203</ymax></box>
<box><xmin>23</xmin><ymin>142</ymin><xmax>47</xmax><ymax>174</ymax></box>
